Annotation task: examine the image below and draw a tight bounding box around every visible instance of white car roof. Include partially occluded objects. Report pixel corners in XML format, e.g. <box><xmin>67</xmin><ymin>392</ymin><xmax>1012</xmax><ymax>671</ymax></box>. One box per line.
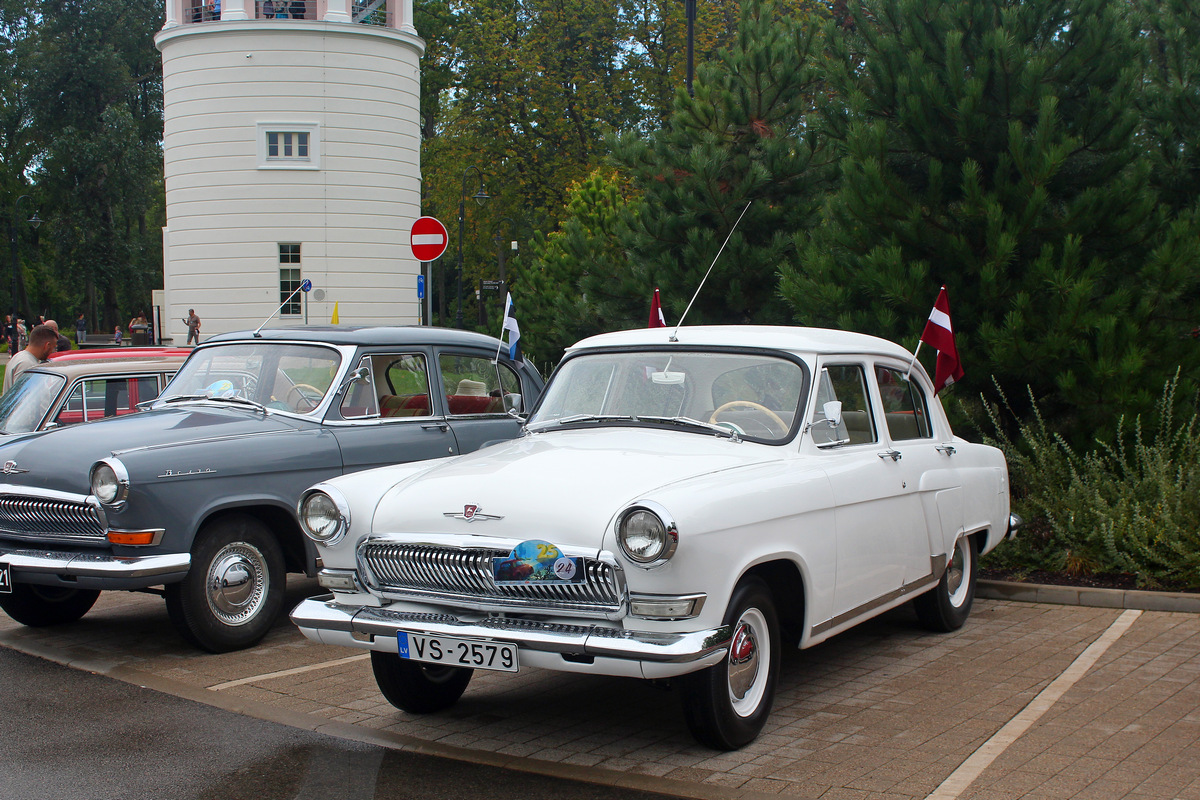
<box><xmin>567</xmin><ymin>325</ymin><xmax>917</xmax><ymax>361</ymax></box>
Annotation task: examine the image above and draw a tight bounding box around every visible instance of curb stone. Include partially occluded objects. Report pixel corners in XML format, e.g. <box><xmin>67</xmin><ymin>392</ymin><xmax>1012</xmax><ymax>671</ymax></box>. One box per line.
<box><xmin>978</xmin><ymin>579</ymin><xmax>1200</xmax><ymax>613</ymax></box>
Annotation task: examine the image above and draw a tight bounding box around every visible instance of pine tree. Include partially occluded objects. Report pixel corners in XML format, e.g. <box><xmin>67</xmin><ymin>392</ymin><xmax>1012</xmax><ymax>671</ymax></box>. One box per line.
<box><xmin>516</xmin><ymin>170</ymin><xmax>644</xmax><ymax>366</ymax></box>
<box><xmin>612</xmin><ymin>0</ymin><xmax>831</xmax><ymax>328</ymax></box>
<box><xmin>781</xmin><ymin>0</ymin><xmax>1200</xmax><ymax>443</ymax></box>
<box><xmin>1141</xmin><ymin>0</ymin><xmax>1200</xmax><ymax>215</ymax></box>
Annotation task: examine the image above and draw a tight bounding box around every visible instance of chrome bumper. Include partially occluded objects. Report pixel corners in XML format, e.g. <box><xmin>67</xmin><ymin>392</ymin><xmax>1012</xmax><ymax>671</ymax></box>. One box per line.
<box><xmin>292</xmin><ymin>595</ymin><xmax>732</xmax><ymax>666</ymax></box>
<box><xmin>0</xmin><ymin>545</ymin><xmax>191</xmax><ymax>586</ymax></box>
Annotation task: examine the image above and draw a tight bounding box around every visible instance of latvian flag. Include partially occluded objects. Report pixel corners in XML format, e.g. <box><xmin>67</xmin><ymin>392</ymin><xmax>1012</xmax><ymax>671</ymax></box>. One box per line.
<box><xmin>501</xmin><ymin>292</ymin><xmax>523</xmax><ymax>364</ymax></box>
<box><xmin>920</xmin><ymin>286</ymin><xmax>964</xmax><ymax>394</ymax></box>
<box><xmin>649</xmin><ymin>288</ymin><xmax>666</xmax><ymax>328</ymax></box>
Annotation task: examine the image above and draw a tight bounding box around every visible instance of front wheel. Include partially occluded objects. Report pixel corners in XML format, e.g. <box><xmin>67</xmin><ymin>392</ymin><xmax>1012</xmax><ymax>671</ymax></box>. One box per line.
<box><xmin>165</xmin><ymin>514</ymin><xmax>285</xmax><ymax>652</ymax></box>
<box><xmin>0</xmin><ymin>584</ymin><xmax>99</xmax><ymax>627</ymax></box>
<box><xmin>371</xmin><ymin>651</ymin><xmax>473</xmax><ymax>713</ymax></box>
<box><xmin>680</xmin><ymin>577</ymin><xmax>780</xmax><ymax>750</ymax></box>
<box><xmin>913</xmin><ymin>534</ymin><xmax>978</xmax><ymax>632</ymax></box>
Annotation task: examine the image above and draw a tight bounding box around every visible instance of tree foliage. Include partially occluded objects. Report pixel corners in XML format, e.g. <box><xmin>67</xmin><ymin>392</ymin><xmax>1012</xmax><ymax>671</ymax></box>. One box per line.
<box><xmin>779</xmin><ymin>0</ymin><xmax>1200</xmax><ymax>444</ymax></box>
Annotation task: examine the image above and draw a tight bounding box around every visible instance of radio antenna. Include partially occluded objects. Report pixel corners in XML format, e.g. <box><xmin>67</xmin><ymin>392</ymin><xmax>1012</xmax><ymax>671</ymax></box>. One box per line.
<box><xmin>669</xmin><ymin>201</ymin><xmax>752</xmax><ymax>343</ymax></box>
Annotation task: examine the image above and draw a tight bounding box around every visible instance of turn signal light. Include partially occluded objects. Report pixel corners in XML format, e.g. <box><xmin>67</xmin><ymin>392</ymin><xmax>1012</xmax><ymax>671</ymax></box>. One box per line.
<box><xmin>107</xmin><ymin>530</ymin><xmax>160</xmax><ymax>546</ymax></box>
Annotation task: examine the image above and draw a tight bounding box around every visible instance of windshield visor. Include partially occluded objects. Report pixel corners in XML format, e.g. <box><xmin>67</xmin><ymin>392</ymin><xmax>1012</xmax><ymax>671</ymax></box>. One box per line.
<box><xmin>0</xmin><ymin>371</ymin><xmax>67</xmax><ymax>434</ymax></box>
<box><xmin>160</xmin><ymin>343</ymin><xmax>342</xmax><ymax>414</ymax></box>
<box><xmin>529</xmin><ymin>350</ymin><xmax>809</xmax><ymax>443</ymax></box>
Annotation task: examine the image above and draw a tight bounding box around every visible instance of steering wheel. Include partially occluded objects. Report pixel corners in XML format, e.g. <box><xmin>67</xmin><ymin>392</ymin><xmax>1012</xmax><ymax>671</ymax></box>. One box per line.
<box><xmin>709</xmin><ymin>401</ymin><xmax>787</xmax><ymax>436</ymax></box>
<box><xmin>286</xmin><ymin>383</ymin><xmax>324</xmax><ymax>412</ymax></box>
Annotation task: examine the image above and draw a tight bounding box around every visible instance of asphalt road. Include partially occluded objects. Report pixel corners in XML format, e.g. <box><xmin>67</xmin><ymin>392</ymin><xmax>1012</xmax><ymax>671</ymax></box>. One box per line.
<box><xmin>0</xmin><ymin>646</ymin><xmax>676</xmax><ymax>800</ymax></box>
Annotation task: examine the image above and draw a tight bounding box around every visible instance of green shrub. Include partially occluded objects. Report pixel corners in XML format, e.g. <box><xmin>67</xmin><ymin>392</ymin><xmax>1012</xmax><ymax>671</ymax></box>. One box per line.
<box><xmin>982</xmin><ymin>374</ymin><xmax>1200</xmax><ymax>589</ymax></box>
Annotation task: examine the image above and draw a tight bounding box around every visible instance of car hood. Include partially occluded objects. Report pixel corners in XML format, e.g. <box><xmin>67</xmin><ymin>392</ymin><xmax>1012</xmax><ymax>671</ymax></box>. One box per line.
<box><xmin>370</xmin><ymin>427</ymin><xmax>782</xmax><ymax>551</ymax></box>
<box><xmin>0</xmin><ymin>404</ymin><xmax>311</xmax><ymax>495</ymax></box>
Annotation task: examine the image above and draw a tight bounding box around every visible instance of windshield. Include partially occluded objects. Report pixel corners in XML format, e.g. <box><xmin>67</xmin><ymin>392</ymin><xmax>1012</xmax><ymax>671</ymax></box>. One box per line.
<box><xmin>159</xmin><ymin>342</ymin><xmax>342</xmax><ymax>414</ymax></box>
<box><xmin>529</xmin><ymin>350</ymin><xmax>809</xmax><ymax>443</ymax></box>
<box><xmin>0</xmin><ymin>371</ymin><xmax>66</xmax><ymax>434</ymax></box>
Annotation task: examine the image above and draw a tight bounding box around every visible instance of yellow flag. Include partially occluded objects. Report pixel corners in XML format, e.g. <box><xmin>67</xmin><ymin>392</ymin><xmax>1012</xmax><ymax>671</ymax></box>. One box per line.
<box><xmin>331</xmin><ymin>302</ymin><xmax>339</xmax><ymax>325</ymax></box>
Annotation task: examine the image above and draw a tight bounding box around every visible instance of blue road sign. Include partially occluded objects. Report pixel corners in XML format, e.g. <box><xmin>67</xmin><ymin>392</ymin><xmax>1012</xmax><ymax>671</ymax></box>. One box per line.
<box><xmin>417</xmin><ymin>274</ymin><xmax>425</xmax><ymax>300</ymax></box>
<box><xmin>300</xmin><ymin>279</ymin><xmax>313</xmax><ymax>292</ymax></box>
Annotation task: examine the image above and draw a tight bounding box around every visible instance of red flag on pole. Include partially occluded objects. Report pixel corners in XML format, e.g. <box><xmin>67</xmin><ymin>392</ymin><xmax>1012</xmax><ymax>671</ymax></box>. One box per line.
<box><xmin>920</xmin><ymin>286</ymin><xmax>964</xmax><ymax>393</ymax></box>
<box><xmin>648</xmin><ymin>288</ymin><xmax>666</xmax><ymax>328</ymax></box>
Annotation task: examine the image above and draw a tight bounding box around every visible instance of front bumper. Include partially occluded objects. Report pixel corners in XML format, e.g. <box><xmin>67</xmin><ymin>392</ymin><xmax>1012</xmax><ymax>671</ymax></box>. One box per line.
<box><xmin>0</xmin><ymin>545</ymin><xmax>191</xmax><ymax>590</ymax></box>
<box><xmin>291</xmin><ymin>595</ymin><xmax>732</xmax><ymax>680</ymax></box>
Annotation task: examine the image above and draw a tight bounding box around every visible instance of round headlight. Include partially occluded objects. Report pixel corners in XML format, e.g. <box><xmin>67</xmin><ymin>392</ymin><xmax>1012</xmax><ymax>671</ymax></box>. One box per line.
<box><xmin>299</xmin><ymin>488</ymin><xmax>348</xmax><ymax>545</ymax></box>
<box><xmin>617</xmin><ymin>503</ymin><xmax>678</xmax><ymax>566</ymax></box>
<box><xmin>90</xmin><ymin>460</ymin><xmax>127</xmax><ymax>505</ymax></box>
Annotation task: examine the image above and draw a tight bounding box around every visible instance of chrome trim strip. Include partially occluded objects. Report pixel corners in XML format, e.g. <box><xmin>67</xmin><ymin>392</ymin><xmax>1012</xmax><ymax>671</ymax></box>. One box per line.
<box><xmin>0</xmin><ymin>546</ymin><xmax>190</xmax><ymax>579</ymax></box>
<box><xmin>811</xmin><ymin>553</ymin><xmax>947</xmax><ymax>637</ymax></box>
<box><xmin>111</xmin><ymin>428</ymin><xmax>301</xmax><ymax>458</ymax></box>
<box><xmin>290</xmin><ymin>596</ymin><xmax>732</xmax><ymax>664</ymax></box>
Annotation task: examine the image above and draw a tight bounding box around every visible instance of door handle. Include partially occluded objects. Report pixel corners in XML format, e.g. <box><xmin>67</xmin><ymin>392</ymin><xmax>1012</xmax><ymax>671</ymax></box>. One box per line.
<box><xmin>877</xmin><ymin>450</ymin><xmax>902</xmax><ymax>461</ymax></box>
<box><xmin>936</xmin><ymin>444</ymin><xmax>957</xmax><ymax>456</ymax></box>
<box><xmin>421</xmin><ymin>422</ymin><xmax>450</xmax><ymax>432</ymax></box>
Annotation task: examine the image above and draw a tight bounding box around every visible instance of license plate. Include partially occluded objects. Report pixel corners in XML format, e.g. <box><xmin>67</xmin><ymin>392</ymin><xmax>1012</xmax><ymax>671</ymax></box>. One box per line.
<box><xmin>0</xmin><ymin>562</ymin><xmax>10</xmax><ymax>594</ymax></box>
<box><xmin>397</xmin><ymin>631</ymin><xmax>518</xmax><ymax>672</ymax></box>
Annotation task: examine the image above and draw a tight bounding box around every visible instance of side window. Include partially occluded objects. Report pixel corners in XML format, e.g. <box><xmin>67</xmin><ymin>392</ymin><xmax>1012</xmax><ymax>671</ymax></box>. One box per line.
<box><xmin>875</xmin><ymin>366</ymin><xmax>932</xmax><ymax>440</ymax></box>
<box><xmin>131</xmin><ymin>376</ymin><xmax>162</xmax><ymax>408</ymax></box>
<box><xmin>439</xmin><ymin>354</ymin><xmax>520</xmax><ymax>416</ymax></box>
<box><xmin>375</xmin><ymin>354</ymin><xmax>432</xmax><ymax>419</ymax></box>
<box><xmin>56</xmin><ymin>377</ymin><xmax>131</xmax><ymax>425</ymax></box>
<box><xmin>813</xmin><ymin>364</ymin><xmax>876</xmax><ymax>445</ymax></box>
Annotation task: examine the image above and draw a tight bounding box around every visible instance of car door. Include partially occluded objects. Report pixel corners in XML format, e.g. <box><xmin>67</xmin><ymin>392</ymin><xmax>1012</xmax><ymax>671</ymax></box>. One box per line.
<box><xmin>813</xmin><ymin>361</ymin><xmax>917</xmax><ymax>621</ymax></box>
<box><xmin>327</xmin><ymin>349</ymin><xmax>461</xmax><ymax>474</ymax></box>
<box><xmin>434</xmin><ymin>350</ymin><xmax>526</xmax><ymax>453</ymax></box>
<box><xmin>873</xmin><ymin>361</ymin><xmax>962</xmax><ymax>578</ymax></box>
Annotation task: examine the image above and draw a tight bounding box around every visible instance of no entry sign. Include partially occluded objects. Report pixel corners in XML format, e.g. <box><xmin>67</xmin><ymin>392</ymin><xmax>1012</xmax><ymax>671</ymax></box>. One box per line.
<box><xmin>410</xmin><ymin>216</ymin><xmax>449</xmax><ymax>262</ymax></box>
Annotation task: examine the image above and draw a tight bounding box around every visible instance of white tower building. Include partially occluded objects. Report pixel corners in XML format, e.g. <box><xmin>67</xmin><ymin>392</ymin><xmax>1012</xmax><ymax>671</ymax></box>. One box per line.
<box><xmin>155</xmin><ymin>0</ymin><xmax>424</xmax><ymax>342</ymax></box>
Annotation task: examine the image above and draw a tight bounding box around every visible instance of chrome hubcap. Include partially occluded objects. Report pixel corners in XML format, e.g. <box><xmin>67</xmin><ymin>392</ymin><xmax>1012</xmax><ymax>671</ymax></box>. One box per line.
<box><xmin>727</xmin><ymin>607</ymin><xmax>770</xmax><ymax>717</ymax></box>
<box><xmin>206</xmin><ymin>543</ymin><xmax>268</xmax><ymax>626</ymax></box>
<box><xmin>946</xmin><ymin>538</ymin><xmax>971</xmax><ymax>607</ymax></box>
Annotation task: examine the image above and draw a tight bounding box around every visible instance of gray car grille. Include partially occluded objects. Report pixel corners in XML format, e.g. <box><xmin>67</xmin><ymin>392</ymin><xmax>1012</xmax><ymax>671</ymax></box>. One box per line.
<box><xmin>359</xmin><ymin>542</ymin><xmax>623</xmax><ymax>614</ymax></box>
<box><xmin>0</xmin><ymin>495</ymin><xmax>107</xmax><ymax>544</ymax></box>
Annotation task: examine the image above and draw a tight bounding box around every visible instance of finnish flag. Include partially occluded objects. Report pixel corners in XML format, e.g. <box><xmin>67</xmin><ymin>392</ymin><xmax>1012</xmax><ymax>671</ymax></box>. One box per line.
<box><xmin>502</xmin><ymin>292</ymin><xmax>523</xmax><ymax>364</ymax></box>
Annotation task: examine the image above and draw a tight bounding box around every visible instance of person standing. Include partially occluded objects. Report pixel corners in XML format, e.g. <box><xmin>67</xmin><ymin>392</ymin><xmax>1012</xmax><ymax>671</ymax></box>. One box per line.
<box><xmin>185</xmin><ymin>309</ymin><xmax>201</xmax><ymax>346</ymax></box>
<box><xmin>43</xmin><ymin>320</ymin><xmax>72</xmax><ymax>352</ymax></box>
<box><xmin>2</xmin><ymin>325</ymin><xmax>58</xmax><ymax>393</ymax></box>
<box><xmin>75</xmin><ymin>312</ymin><xmax>87</xmax><ymax>344</ymax></box>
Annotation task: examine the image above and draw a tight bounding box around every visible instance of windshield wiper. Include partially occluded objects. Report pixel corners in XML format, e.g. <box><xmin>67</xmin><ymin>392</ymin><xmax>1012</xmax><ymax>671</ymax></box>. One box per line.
<box><xmin>527</xmin><ymin>413</ymin><xmax>638</xmax><ymax>431</ymax></box>
<box><xmin>157</xmin><ymin>393</ymin><xmax>268</xmax><ymax>414</ymax></box>
<box><xmin>637</xmin><ymin>415</ymin><xmax>741</xmax><ymax>442</ymax></box>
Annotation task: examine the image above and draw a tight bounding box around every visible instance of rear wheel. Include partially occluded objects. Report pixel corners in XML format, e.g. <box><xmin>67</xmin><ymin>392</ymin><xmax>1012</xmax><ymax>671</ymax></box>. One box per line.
<box><xmin>165</xmin><ymin>514</ymin><xmax>285</xmax><ymax>653</ymax></box>
<box><xmin>913</xmin><ymin>534</ymin><xmax>977</xmax><ymax>632</ymax></box>
<box><xmin>0</xmin><ymin>584</ymin><xmax>99</xmax><ymax>627</ymax></box>
<box><xmin>371</xmin><ymin>651</ymin><xmax>473</xmax><ymax>713</ymax></box>
<box><xmin>680</xmin><ymin>577</ymin><xmax>780</xmax><ymax>750</ymax></box>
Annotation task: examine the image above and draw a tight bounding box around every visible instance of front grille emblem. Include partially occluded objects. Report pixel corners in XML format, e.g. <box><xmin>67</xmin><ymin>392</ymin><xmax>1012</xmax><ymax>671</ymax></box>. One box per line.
<box><xmin>443</xmin><ymin>504</ymin><xmax>504</xmax><ymax>522</ymax></box>
<box><xmin>2</xmin><ymin>461</ymin><xmax>28</xmax><ymax>474</ymax></box>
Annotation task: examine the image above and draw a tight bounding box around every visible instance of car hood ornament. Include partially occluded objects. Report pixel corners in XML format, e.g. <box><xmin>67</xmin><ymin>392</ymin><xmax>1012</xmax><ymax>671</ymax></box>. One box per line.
<box><xmin>2</xmin><ymin>460</ymin><xmax>28</xmax><ymax>474</ymax></box>
<box><xmin>443</xmin><ymin>504</ymin><xmax>504</xmax><ymax>522</ymax></box>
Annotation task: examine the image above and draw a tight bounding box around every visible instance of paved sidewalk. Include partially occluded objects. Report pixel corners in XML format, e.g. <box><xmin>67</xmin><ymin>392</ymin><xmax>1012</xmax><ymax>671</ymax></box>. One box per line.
<box><xmin>2</xmin><ymin>583</ymin><xmax>1198</xmax><ymax>800</ymax></box>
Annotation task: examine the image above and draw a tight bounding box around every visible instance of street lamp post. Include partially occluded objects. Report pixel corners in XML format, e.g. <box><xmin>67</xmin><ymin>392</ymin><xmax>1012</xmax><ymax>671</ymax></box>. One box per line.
<box><xmin>8</xmin><ymin>194</ymin><xmax>42</xmax><ymax>344</ymax></box>
<box><xmin>456</xmin><ymin>166</ymin><xmax>489</xmax><ymax>329</ymax></box>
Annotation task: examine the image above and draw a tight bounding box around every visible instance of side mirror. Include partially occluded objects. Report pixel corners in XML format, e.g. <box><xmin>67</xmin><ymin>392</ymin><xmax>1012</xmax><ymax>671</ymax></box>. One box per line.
<box><xmin>822</xmin><ymin>400</ymin><xmax>842</xmax><ymax>429</ymax></box>
<box><xmin>504</xmin><ymin>393</ymin><xmax>523</xmax><ymax>413</ymax></box>
<box><xmin>336</xmin><ymin>366</ymin><xmax>370</xmax><ymax>395</ymax></box>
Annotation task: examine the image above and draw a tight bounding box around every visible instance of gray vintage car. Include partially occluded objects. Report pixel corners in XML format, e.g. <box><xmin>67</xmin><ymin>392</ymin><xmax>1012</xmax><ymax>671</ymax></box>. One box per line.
<box><xmin>0</xmin><ymin>326</ymin><xmax>542</xmax><ymax>652</ymax></box>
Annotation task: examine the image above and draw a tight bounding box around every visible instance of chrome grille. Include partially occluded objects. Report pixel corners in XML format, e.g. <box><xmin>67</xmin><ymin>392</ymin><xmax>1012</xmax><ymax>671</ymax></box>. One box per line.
<box><xmin>0</xmin><ymin>495</ymin><xmax>106</xmax><ymax>544</ymax></box>
<box><xmin>359</xmin><ymin>542</ymin><xmax>623</xmax><ymax>613</ymax></box>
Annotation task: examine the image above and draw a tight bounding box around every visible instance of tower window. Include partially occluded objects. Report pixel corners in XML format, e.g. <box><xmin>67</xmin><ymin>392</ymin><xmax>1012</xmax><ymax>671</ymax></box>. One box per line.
<box><xmin>267</xmin><ymin>132</ymin><xmax>309</xmax><ymax>160</ymax></box>
<box><xmin>280</xmin><ymin>244</ymin><xmax>302</xmax><ymax>316</ymax></box>
<box><xmin>257</xmin><ymin>122</ymin><xmax>320</xmax><ymax>170</ymax></box>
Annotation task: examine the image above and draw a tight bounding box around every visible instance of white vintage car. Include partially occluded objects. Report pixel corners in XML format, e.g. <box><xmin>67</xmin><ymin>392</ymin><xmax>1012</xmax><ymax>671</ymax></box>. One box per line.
<box><xmin>291</xmin><ymin>326</ymin><xmax>1013</xmax><ymax>749</ymax></box>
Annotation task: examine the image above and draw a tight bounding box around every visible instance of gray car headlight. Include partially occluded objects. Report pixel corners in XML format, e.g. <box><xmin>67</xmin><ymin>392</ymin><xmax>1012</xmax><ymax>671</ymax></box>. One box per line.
<box><xmin>616</xmin><ymin>501</ymin><xmax>678</xmax><ymax>567</ymax></box>
<box><xmin>90</xmin><ymin>459</ymin><xmax>129</xmax><ymax>507</ymax></box>
<box><xmin>298</xmin><ymin>486</ymin><xmax>350</xmax><ymax>545</ymax></box>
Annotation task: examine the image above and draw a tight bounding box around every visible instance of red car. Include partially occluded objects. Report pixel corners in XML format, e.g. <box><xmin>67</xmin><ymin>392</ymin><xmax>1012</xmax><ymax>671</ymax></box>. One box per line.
<box><xmin>0</xmin><ymin>348</ymin><xmax>190</xmax><ymax>434</ymax></box>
